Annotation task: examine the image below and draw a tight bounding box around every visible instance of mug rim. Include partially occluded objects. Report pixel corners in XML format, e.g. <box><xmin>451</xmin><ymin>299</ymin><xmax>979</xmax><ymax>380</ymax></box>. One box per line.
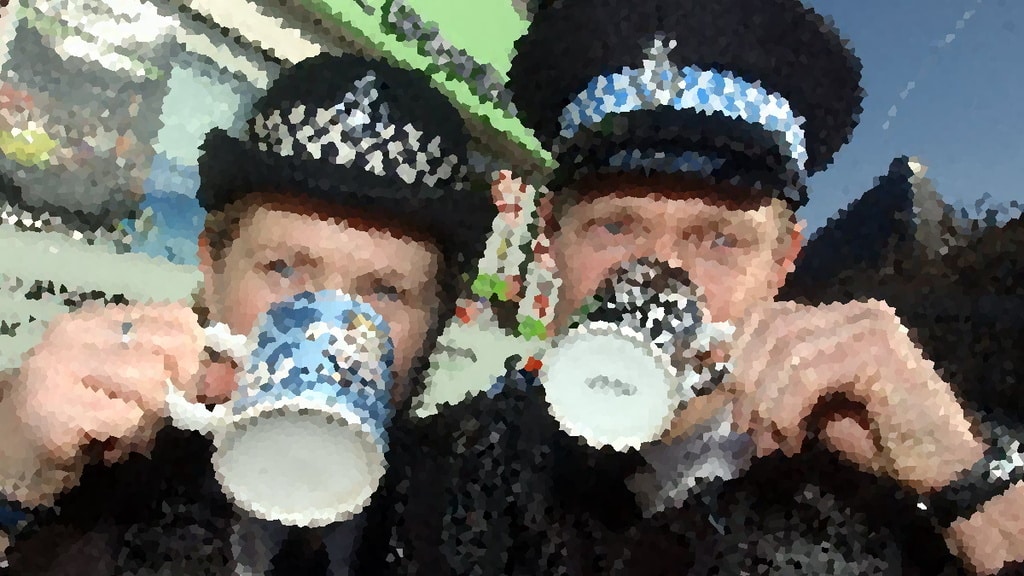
<box><xmin>212</xmin><ymin>397</ymin><xmax>389</xmax><ymax>528</ymax></box>
<box><xmin>540</xmin><ymin>322</ymin><xmax>696</xmax><ymax>451</ymax></box>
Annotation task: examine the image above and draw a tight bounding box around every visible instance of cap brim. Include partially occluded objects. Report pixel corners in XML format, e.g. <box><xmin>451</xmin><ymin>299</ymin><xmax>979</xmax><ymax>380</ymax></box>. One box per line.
<box><xmin>552</xmin><ymin>107</ymin><xmax>807</xmax><ymax>204</ymax></box>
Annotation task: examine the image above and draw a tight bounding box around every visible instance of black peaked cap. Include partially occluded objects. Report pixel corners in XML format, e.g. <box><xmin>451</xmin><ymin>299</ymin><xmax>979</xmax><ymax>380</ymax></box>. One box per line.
<box><xmin>508</xmin><ymin>0</ymin><xmax>864</xmax><ymax>200</ymax></box>
<box><xmin>197</xmin><ymin>53</ymin><xmax>497</xmax><ymax>272</ymax></box>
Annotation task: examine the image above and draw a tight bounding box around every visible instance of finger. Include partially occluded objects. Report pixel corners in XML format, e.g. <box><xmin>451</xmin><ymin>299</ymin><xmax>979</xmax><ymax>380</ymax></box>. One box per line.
<box><xmin>137</xmin><ymin>317</ymin><xmax>206</xmax><ymax>393</ymax></box>
<box><xmin>98</xmin><ymin>426</ymin><xmax>162</xmax><ymax>466</ymax></box>
<box><xmin>745</xmin><ymin>303</ymin><xmax>890</xmax><ymax>457</ymax></box>
<box><xmin>26</xmin><ymin>382</ymin><xmax>151</xmax><ymax>462</ymax></box>
<box><xmin>749</xmin><ymin>425</ymin><xmax>784</xmax><ymax>458</ymax></box>
<box><xmin>821</xmin><ymin>417</ymin><xmax>885</xmax><ymax>475</ymax></box>
<box><xmin>729</xmin><ymin>337</ymin><xmax>799</xmax><ymax>442</ymax></box>
<box><xmin>778</xmin><ymin>427</ymin><xmax>808</xmax><ymax>458</ymax></box>
<box><xmin>111</xmin><ymin>303</ymin><xmax>206</xmax><ymax>388</ymax></box>
<box><xmin>726</xmin><ymin>340</ymin><xmax>777</xmax><ymax>434</ymax></box>
<box><xmin>50</xmin><ymin>303</ymin><xmax>192</xmax><ymax>355</ymax></box>
<box><xmin>59</xmin><ymin>304</ymin><xmax>206</xmax><ymax>392</ymax></box>
<box><xmin>196</xmin><ymin>359</ymin><xmax>237</xmax><ymax>404</ymax></box>
<box><xmin>727</xmin><ymin>303</ymin><xmax>804</xmax><ymax>434</ymax></box>
<box><xmin>728</xmin><ymin>301</ymin><xmax>781</xmax><ymax>355</ymax></box>
<box><xmin>727</xmin><ymin>395</ymin><xmax>785</xmax><ymax>458</ymax></box>
<box><xmin>78</xmin><ymin>350</ymin><xmax>173</xmax><ymax>415</ymax></box>
<box><xmin>73</xmin><ymin>386</ymin><xmax>153</xmax><ymax>447</ymax></box>
<box><xmin>662</xmin><ymin>388</ymin><xmax>734</xmax><ymax>442</ymax></box>
<box><xmin>746</xmin><ymin>369</ymin><xmax>809</xmax><ymax>458</ymax></box>
<box><xmin>761</xmin><ymin>340</ymin><xmax>869</xmax><ymax>458</ymax></box>
<box><xmin>763</xmin><ymin>312</ymin><xmax>956</xmax><ymax>482</ymax></box>
<box><xmin>729</xmin><ymin>299</ymin><xmax>974</xmax><ymax>483</ymax></box>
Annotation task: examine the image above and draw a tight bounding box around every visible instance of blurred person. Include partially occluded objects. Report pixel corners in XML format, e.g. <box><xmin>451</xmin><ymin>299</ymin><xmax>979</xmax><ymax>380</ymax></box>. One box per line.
<box><xmin>0</xmin><ymin>52</ymin><xmax>496</xmax><ymax>575</ymax></box>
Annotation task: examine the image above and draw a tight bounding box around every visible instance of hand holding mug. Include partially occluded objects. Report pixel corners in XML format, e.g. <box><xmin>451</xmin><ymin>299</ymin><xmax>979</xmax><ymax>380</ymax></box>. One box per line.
<box><xmin>2</xmin><ymin>302</ymin><xmax>206</xmax><ymax>507</ymax></box>
<box><xmin>724</xmin><ymin>299</ymin><xmax>984</xmax><ymax>493</ymax></box>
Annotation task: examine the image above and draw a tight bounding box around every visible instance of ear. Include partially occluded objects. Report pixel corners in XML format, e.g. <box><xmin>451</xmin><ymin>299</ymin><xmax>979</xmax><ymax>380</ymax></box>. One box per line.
<box><xmin>536</xmin><ymin>190</ymin><xmax>557</xmax><ymax>238</ymax></box>
<box><xmin>771</xmin><ymin>217</ymin><xmax>805</xmax><ymax>291</ymax></box>
<box><xmin>196</xmin><ymin>230</ymin><xmax>219</xmax><ymax>321</ymax></box>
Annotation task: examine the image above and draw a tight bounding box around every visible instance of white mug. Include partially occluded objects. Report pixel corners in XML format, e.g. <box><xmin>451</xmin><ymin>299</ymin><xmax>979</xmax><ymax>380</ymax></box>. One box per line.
<box><xmin>539</xmin><ymin>260</ymin><xmax>735</xmax><ymax>452</ymax></box>
<box><xmin>165</xmin><ymin>290</ymin><xmax>395</xmax><ymax>528</ymax></box>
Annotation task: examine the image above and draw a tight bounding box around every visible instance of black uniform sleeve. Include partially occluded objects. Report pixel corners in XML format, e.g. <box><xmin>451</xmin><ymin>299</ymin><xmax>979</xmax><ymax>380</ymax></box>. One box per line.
<box><xmin>378</xmin><ymin>371</ymin><xmax>651</xmax><ymax>576</ymax></box>
<box><xmin>378</xmin><ymin>381</ymin><xmax>546</xmax><ymax>575</ymax></box>
<box><xmin>5</xmin><ymin>427</ymin><xmax>234</xmax><ymax>576</ymax></box>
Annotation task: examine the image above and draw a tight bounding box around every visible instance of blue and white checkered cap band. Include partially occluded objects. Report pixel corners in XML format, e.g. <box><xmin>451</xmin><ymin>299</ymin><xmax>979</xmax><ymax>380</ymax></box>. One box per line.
<box><xmin>244</xmin><ymin>71</ymin><xmax>465</xmax><ymax>189</ymax></box>
<box><xmin>607</xmin><ymin>149</ymin><xmax>726</xmax><ymax>177</ymax></box>
<box><xmin>556</xmin><ymin>37</ymin><xmax>808</xmax><ymax>174</ymax></box>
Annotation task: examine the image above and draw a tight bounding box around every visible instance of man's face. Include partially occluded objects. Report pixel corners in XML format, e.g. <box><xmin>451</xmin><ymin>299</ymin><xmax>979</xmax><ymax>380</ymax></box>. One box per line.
<box><xmin>548</xmin><ymin>177</ymin><xmax>802</xmax><ymax>328</ymax></box>
<box><xmin>201</xmin><ymin>197</ymin><xmax>444</xmax><ymax>404</ymax></box>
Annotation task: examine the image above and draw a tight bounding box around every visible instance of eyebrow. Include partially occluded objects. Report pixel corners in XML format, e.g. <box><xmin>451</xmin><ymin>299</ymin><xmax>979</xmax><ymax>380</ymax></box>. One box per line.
<box><xmin>578</xmin><ymin>204</ymin><xmax>644</xmax><ymax>229</ymax></box>
<box><xmin>363</xmin><ymin>267</ymin><xmax>408</xmax><ymax>285</ymax></box>
<box><xmin>353</xmin><ymin>268</ymin><xmax>431</xmax><ymax>293</ymax></box>
<box><xmin>727</xmin><ymin>217</ymin><xmax>764</xmax><ymax>234</ymax></box>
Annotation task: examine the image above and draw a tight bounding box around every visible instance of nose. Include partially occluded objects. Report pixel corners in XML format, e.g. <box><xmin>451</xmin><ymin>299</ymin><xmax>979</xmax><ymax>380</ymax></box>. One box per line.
<box><xmin>197</xmin><ymin>359</ymin><xmax>238</xmax><ymax>405</ymax></box>
<box><xmin>653</xmin><ymin>232</ymin><xmax>687</xmax><ymax>266</ymax></box>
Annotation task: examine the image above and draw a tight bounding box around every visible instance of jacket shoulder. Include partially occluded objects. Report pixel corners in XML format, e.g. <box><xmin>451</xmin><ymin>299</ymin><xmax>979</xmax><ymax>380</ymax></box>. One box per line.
<box><xmin>383</xmin><ymin>370</ymin><xmax>568</xmax><ymax>575</ymax></box>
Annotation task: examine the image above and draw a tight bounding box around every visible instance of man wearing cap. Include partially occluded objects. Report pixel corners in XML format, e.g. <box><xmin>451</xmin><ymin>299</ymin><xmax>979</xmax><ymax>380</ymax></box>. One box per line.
<box><xmin>0</xmin><ymin>53</ymin><xmax>496</xmax><ymax>575</ymax></box>
<box><xmin>374</xmin><ymin>1</ymin><xmax>1024</xmax><ymax>575</ymax></box>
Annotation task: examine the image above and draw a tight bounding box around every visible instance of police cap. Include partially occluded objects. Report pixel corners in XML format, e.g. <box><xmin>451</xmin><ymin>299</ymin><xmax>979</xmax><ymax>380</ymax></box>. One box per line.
<box><xmin>508</xmin><ymin>0</ymin><xmax>864</xmax><ymax>205</ymax></box>
<box><xmin>197</xmin><ymin>53</ymin><xmax>497</xmax><ymax>272</ymax></box>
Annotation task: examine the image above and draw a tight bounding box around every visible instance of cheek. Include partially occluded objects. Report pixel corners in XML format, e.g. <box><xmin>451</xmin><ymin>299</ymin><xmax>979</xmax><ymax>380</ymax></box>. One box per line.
<box><xmin>376</xmin><ymin>303</ymin><xmax>432</xmax><ymax>376</ymax></box>
<box><xmin>556</xmin><ymin>237</ymin><xmax>642</xmax><ymax>312</ymax></box>
<box><xmin>691</xmin><ymin>251</ymin><xmax>779</xmax><ymax>321</ymax></box>
<box><xmin>689</xmin><ymin>264</ymin><xmax>743</xmax><ymax>321</ymax></box>
<box><xmin>220</xmin><ymin>270</ymin><xmax>284</xmax><ymax>336</ymax></box>
<box><xmin>565</xmin><ymin>246</ymin><xmax>606</xmax><ymax>301</ymax></box>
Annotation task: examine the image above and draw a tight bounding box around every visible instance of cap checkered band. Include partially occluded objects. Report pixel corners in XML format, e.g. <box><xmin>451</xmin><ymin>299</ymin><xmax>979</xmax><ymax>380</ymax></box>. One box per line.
<box><xmin>607</xmin><ymin>149</ymin><xmax>726</xmax><ymax>177</ymax></box>
<box><xmin>245</xmin><ymin>72</ymin><xmax>466</xmax><ymax>189</ymax></box>
<box><xmin>556</xmin><ymin>36</ymin><xmax>808</xmax><ymax>174</ymax></box>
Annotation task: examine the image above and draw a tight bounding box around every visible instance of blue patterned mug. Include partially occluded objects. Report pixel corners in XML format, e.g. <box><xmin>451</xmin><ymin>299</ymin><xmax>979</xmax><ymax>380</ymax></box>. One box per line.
<box><xmin>166</xmin><ymin>290</ymin><xmax>395</xmax><ymax>528</ymax></box>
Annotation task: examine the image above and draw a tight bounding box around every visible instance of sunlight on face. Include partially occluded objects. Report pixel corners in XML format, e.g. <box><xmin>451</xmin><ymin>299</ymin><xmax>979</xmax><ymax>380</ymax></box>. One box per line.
<box><xmin>549</xmin><ymin>180</ymin><xmax>798</xmax><ymax>327</ymax></box>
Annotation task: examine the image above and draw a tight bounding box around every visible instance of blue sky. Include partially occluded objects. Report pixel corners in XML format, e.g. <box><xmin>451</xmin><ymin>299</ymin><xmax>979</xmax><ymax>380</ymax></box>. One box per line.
<box><xmin>801</xmin><ymin>0</ymin><xmax>1024</xmax><ymax>231</ymax></box>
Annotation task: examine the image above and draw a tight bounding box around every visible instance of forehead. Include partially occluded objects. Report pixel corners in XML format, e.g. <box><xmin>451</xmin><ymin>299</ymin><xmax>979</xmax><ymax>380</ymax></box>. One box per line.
<box><xmin>235</xmin><ymin>202</ymin><xmax>441</xmax><ymax>264</ymax></box>
<box><xmin>563</xmin><ymin>181</ymin><xmax>789</xmax><ymax>229</ymax></box>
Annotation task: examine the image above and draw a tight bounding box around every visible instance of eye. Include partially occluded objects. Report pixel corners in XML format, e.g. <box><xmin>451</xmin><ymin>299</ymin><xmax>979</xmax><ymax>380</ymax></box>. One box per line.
<box><xmin>602</xmin><ymin>221</ymin><xmax>627</xmax><ymax>235</ymax></box>
<box><xmin>370</xmin><ymin>281</ymin><xmax>404</xmax><ymax>303</ymax></box>
<box><xmin>588</xmin><ymin>219</ymin><xmax>632</xmax><ymax>236</ymax></box>
<box><xmin>261</xmin><ymin>259</ymin><xmax>297</xmax><ymax>278</ymax></box>
<box><xmin>709</xmin><ymin>232</ymin><xmax>740</xmax><ymax>249</ymax></box>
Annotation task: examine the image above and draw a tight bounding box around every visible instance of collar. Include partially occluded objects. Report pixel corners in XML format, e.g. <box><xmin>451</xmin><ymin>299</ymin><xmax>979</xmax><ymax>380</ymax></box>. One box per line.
<box><xmin>630</xmin><ymin>402</ymin><xmax>755</xmax><ymax>517</ymax></box>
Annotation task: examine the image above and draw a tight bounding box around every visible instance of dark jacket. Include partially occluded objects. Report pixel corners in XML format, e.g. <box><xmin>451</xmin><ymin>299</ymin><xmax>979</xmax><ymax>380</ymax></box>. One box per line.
<box><xmin>368</xmin><ymin>370</ymin><xmax>964</xmax><ymax>576</ymax></box>
<box><xmin>5</xmin><ymin>427</ymin><xmax>236</xmax><ymax>575</ymax></box>
<box><xmin>9</xmin><ymin>292</ymin><xmax>1022</xmax><ymax>575</ymax></box>
<box><xmin>369</xmin><ymin>285</ymin><xmax>1024</xmax><ymax>576</ymax></box>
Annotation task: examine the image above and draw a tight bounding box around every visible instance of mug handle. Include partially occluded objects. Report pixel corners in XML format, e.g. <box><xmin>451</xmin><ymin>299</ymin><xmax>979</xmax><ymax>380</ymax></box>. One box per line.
<box><xmin>164</xmin><ymin>322</ymin><xmax>248</xmax><ymax>436</ymax></box>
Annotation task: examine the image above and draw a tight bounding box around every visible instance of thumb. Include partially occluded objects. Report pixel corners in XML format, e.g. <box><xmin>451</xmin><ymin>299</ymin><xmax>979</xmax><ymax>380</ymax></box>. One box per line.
<box><xmin>195</xmin><ymin>360</ymin><xmax>237</xmax><ymax>404</ymax></box>
<box><xmin>820</xmin><ymin>416</ymin><xmax>885</xmax><ymax>475</ymax></box>
<box><xmin>167</xmin><ymin>317</ymin><xmax>249</xmax><ymax>403</ymax></box>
